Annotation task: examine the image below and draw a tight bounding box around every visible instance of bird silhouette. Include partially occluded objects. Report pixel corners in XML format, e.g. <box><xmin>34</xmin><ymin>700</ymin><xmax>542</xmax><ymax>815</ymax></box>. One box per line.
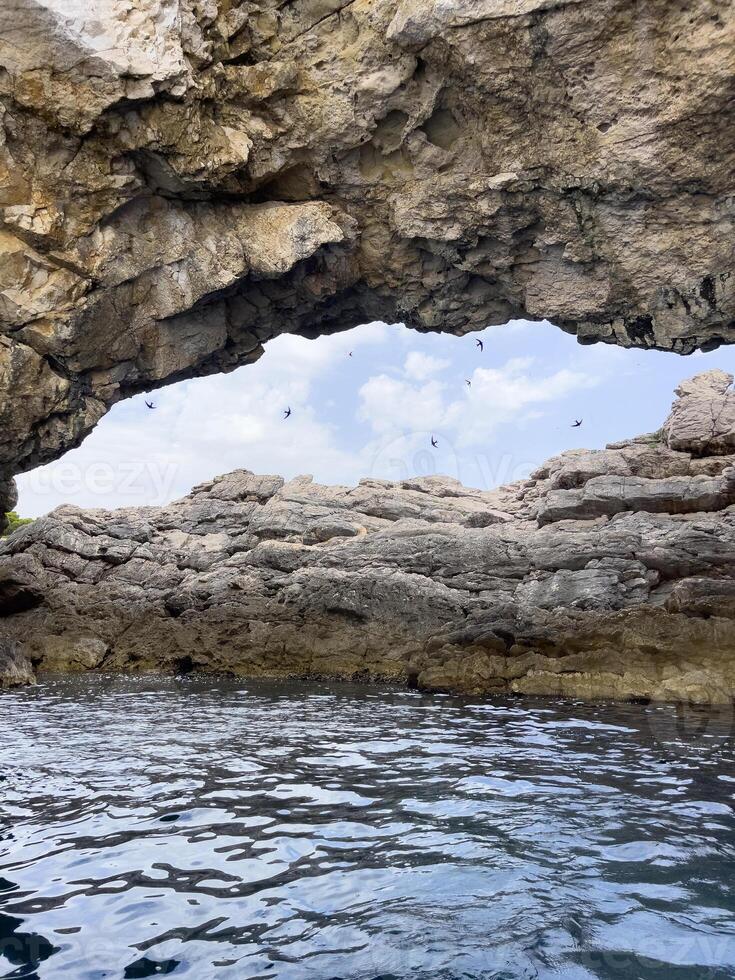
<box><xmin>283</xmin><ymin>407</ymin><xmax>292</xmax><ymax>419</ymax></box>
<box><xmin>431</xmin><ymin>436</ymin><xmax>438</xmax><ymax>448</ymax></box>
<box><xmin>476</xmin><ymin>339</ymin><xmax>484</xmax><ymax>352</ymax></box>
<box><xmin>465</xmin><ymin>379</ymin><xmax>472</xmax><ymax>387</ymax></box>
<box><xmin>348</xmin><ymin>351</ymin><xmax>353</xmax><ymax>357</ymax></box>
<box><xmin>572</xmin><ymin>419</ymin><xmax>583</xmax><ymax>427</ymax></box>
<box><xmin>145</xmin><ymin>400</ymin><xmax>155</xmax><ymax>410</ymax></box>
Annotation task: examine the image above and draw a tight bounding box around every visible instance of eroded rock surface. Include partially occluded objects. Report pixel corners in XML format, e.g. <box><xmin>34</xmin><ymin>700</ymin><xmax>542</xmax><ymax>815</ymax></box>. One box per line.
<box><xmin>663</xmin><ymin>370</ymin><xmax>735</xmax><ymax>456</ymax></box>
<box><xmin>1</xmin><ymin>0</ymin><xmax>734</xmax><ymax>509</ymax></box>
<box><xmin>1</xmin><ymin>371</ymin><xmax>734</xmax><ymax>702</ymax></box>
<box><xmin>0</xmin><ymin>639</ymin><xmax>34</xmax><ymax>688</ymax></box>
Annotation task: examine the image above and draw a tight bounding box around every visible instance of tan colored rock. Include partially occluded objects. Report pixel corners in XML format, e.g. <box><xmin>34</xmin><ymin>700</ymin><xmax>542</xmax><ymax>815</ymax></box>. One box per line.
<box><xmin>0</xmin><ymin>0</ymin><xmax>202</xmax><ymax>132</ymax></box>
<box><xmin>0</xmin><ymin>0</ymin><xmax>734</xmax><ymax>491</ymax></box>
<box><xmin>34</xmin><ymin>635</ymin><xmax>109</xmax><ymax>672</ymax></box>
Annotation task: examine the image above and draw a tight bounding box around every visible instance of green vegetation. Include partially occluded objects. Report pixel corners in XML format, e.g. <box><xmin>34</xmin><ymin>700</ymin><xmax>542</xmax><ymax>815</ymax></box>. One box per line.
<box><xmin>639</xmin><ymin>428</ymin><xmax>665</xmax><ymax>445</ymax></box>
<box><xmin>3</xmin><ymin>512</ymin><xmax>34</xmax><ymax>537</ymax></box>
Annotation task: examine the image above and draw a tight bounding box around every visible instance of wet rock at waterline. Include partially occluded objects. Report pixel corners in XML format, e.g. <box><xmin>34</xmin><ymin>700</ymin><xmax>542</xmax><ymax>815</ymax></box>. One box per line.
<box><xmin>0</xmin><ymin>0</ymin><xmax>734</xmax><ymax>497</ymax></box>
<box><xmin>1</xmin><ymin>372</ymin><xmax>734</xmax><ymax>703</ymax></box>
<box><xmin>0</xmin><ymin>639</ymin><xmax>34</xmax><ymax>689</ymax></box>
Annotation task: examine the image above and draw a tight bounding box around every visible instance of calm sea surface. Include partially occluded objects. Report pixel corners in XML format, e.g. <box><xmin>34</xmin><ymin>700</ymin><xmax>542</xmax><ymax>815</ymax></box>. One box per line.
<box><xmin>1</xmin><ymin>675</ymin><xmax>734</xmax><ymax>979</ymax></box>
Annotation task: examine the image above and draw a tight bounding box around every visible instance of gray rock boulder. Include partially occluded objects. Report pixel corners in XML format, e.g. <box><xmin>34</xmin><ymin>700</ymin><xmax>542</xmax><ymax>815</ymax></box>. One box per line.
<box><xmin>663</xmin><ymin>370</ymin><xmax>735</xmax><ymax>455</ymax></box>
<box><xmin>537</xmin><ymin>467</ymin><xmax>735</xmax><ymax>525</ymax></box>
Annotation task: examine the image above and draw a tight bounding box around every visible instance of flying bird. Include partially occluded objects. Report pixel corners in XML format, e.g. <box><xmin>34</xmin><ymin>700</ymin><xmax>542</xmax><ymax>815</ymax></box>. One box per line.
<box><xmin>348</xmin><ymin>351</ymin><xmax>353</xmax><ymax>358</ymax></box>
<box><xmin>145</xmin><ymin>400</ymin><xmax>156</xmax><ymax>410</ymax></box>
<box><xmin>572</xmin><ymin>419</ymin><xmax>583</xmax><ymax>427</ymax></box>
<box><xmin>431</xmin><ymin>436</ymin><xmax>438</xmax><ymax>448</ymax></box>
<box><xmin>475</xmin><ymin>339</ymin><xmax>484</xmax><ymax>352</ymax></box>
<box><xmin>465</xmin><ymin>379</ymin><xmax>472</xmax><ymax>387</ymax></box>
<box><xmin>283</xmin><ymin>407</ymin><xmax>292</xmax><ymax>419</ymax></box>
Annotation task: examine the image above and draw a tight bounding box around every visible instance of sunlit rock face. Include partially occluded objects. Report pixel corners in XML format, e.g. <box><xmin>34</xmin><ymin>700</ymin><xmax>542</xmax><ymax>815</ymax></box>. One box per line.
<box><xmin>2</xmin><ymin>372</ymin><xmax>734</xmax><ymax>703</ymax></box>
<box><xmin>1</xmin><ymin>0</ymin><xmax>734</xmax><ymax>513</ymax></box>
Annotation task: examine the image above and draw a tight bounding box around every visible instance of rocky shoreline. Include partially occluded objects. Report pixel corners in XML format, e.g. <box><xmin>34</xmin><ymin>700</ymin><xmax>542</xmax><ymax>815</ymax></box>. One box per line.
<box><xmin>1</xmin><ymin>370</ymin><xmax>734</xmax><ymax>703</ymax></box>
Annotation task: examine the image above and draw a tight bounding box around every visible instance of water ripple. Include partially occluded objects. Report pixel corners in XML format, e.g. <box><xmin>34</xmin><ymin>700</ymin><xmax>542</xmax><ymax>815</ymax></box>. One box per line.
<box><xmin>1</xmin><ymin>675</ymin><xmax>734</xmax><ymax>979</ymax></box>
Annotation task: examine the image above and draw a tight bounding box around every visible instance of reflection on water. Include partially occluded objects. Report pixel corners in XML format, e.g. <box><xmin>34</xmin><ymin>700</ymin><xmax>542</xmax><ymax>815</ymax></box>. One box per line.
<box><xmin>1</xmin><ymin>675</ymin><xmax>734</xmax><ymax>979</ymax></box>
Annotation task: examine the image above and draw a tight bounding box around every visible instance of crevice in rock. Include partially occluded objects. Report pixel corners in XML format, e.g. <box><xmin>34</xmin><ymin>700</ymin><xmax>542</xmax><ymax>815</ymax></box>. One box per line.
<box><xmin>174</xmin><ymin>655</ymin><xmax>195</xmax><ymax>675</ymax></box>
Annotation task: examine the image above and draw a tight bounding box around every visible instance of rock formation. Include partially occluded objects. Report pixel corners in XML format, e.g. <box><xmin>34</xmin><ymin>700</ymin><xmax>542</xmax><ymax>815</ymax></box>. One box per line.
<box><xmin>1</xmin><ymin>0</ymin><xmax>734</xmax><ymax>519</ymax></box>
<box><xmin>1</xmin><ymin>370</ymin><xmax>734</xmax><ymax>703</ymax></box>
<box><xmin>0</xmin><ymin>639</ymin><xmax>34</xmax><ymax>689</ymax></box>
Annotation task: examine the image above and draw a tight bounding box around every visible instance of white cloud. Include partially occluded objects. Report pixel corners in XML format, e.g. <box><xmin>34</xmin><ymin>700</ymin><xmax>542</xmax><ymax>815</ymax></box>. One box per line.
<box><xmin>18</xmin><ymin>315</ymin><xmax>731</xmax><ymax>517</ymax></box>
<box><xmin>243</xmin><ymin>320</ymin><xmax>390</xmax><ymax>382</ymax></box>
<box><xmin>454</xmin><ymin>362</ymin><xmax>598</xmax><ymax>445</ymax></box>
<box><xmin>357</xmin><ymin>354</ymin><xmax>598</xmax><ymax>447</ymax></box>
<box><xmin>17</xmin><ymin>327</ymin><xmax>393</xmax><ymax>516</ymax></box>
<box><xmin>403</xmin><ymin>351</ymin><xmax>450</xmax><ymax>380</ymax></box>
<box><xmin>358</xmin><ymin>375</ymin><xmax>451</xmax><ymax>434</ymax></box>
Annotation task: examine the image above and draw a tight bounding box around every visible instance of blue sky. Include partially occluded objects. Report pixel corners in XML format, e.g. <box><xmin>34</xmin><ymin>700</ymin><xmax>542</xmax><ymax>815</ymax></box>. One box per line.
<box><xmin>16</xmin><ymin>319</ymin><xmax>735</xmax><ymax>517</ymax></box>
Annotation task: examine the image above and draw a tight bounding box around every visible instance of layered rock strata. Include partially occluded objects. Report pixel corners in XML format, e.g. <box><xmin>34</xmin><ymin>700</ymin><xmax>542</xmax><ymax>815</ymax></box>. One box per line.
<box><xmin>1</xmin><ymin>0</ymin><xmax>734</xmax><ymax>517</ymax></box>
<box><xmin>1</xmin><ymin>371</ymin><xmax>734</xmax><ymax>703</ymax></box>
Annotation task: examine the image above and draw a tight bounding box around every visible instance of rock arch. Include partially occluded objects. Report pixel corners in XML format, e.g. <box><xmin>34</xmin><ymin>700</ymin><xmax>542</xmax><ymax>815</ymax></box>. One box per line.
<box><xmin>1</xmin><ymin>0</ymin><xmax>733</xmax><ymax>516</ymax></box>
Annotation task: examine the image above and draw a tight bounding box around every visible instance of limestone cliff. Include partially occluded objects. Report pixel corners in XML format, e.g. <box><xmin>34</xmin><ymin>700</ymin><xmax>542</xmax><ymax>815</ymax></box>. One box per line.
<box><xmin>1</xmin><ymin>0</ymin><xmax>734</xmax><ymax>519</ymax></box>
<box><xmin>2</xmin><ymin>371</ymin><xmax>734</xmax><ymax>702</ymax></box>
